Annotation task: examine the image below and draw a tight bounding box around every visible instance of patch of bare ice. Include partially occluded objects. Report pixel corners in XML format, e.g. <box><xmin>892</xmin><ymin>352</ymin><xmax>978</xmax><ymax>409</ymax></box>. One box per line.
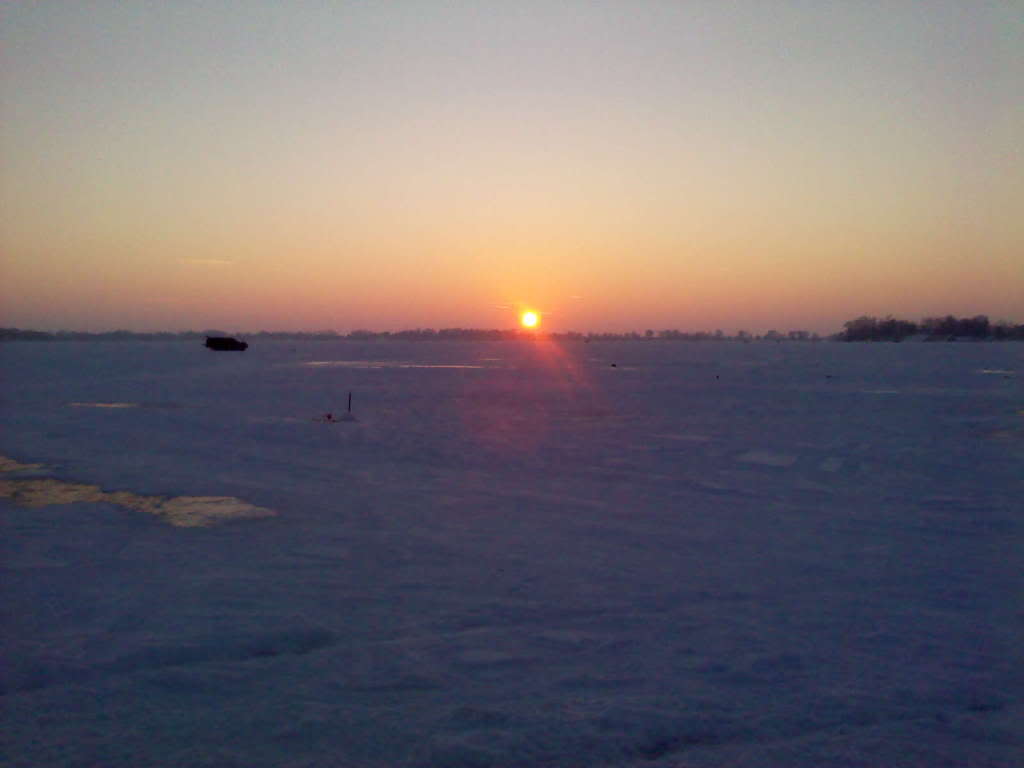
<box><xmin>304</xmin><ymin>360</ymin><xmax>485</xmax><ymax>369</ymax></box>
<box><xmin>653</xmin><ymin>433</ymin><xmax>712</xmax><ymax>442</ymax></box>
<box><xmin>68</xmin><ymin>401</ymin><xmax>139</xmax><ymax>408</ymax></box>
<box><xmin>819</xmin><ymin>457</ymin><xmax>844</xmax><ymax>472</ymax></box>
<box><xmin>67</xmin><ymin>402</ymin><xmax>180</xmax><ymax>409</ymax></box>
<box><xmin>0</xmin><ymin>456</ymin><xmax>44</xmax><ymax>473</ymax></box>
<box><xmin>737</xmin><ymin>451</ymin><xmax>798</xmax><ymax>467</ymax></box>
<box><xmin>0</xmin><ymin>455</ymin><xmax>276</xmax><ymax>527</ymax></box>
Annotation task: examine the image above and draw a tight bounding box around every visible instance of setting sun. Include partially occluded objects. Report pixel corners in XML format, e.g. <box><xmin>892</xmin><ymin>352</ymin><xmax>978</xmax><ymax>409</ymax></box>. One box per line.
<box><xmin>521</xmin><ymin>311</ymin><xmax>540</xmax><ymax>329</ymax></box>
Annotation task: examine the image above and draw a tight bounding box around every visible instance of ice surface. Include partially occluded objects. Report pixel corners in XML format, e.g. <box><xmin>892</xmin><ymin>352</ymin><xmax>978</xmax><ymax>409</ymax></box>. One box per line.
<box><xmin>1</xmin><ymin>339</ymin><xmax>1021</xmax><ymax>766</ymax></box>
<box><xmin>0</xmin><ymin>465</ymin><xmax>276</xmax><ymax>527</ymax></box>
<box><xmin>736</xmin><ymin>451</ymin><xmax>798</xmax><ymax>467</ymax></box>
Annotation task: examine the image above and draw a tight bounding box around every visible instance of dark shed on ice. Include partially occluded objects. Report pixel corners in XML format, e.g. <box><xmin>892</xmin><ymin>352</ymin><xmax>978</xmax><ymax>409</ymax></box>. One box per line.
<box><xmin>205</xmin><ymin>336</ymin><xmax>248</xmax><ymax>351</ymax></box>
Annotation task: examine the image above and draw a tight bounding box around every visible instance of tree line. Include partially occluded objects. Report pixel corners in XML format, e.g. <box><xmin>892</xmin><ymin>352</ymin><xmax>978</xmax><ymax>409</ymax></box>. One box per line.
<box><xmin>3</xmin><ymin>316</ymin><xmax>1021</xmax><ymax>343</ymax></box>
<box><xmin>839</xmin><ymin>315</ymin><xmax>1024</xmax><ymax>342</ymax></box>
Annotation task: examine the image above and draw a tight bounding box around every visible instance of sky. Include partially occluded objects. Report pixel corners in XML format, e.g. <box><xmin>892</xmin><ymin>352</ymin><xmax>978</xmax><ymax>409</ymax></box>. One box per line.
<box><xmin>2</xmin><ymin>1</ymin><xmax>1021</xmax><ymax>334</ymax></box>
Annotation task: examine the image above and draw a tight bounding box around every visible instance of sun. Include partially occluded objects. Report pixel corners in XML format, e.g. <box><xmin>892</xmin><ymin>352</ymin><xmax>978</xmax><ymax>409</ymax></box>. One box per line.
<box><xmin>520</xmin><ymin>310</ymin><xmax>540</xmax><ymax>329</ymax></box>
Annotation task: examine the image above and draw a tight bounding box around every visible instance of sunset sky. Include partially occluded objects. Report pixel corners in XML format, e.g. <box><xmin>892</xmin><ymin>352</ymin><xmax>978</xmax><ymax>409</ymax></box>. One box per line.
<box><xmin>2</xmin><ymin>1</ymin><xmax>1021</xmax><ymax>333</ymax></box>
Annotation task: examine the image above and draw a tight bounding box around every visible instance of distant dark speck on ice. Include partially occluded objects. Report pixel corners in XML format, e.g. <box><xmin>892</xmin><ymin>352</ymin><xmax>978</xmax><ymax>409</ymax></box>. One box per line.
<box><xmin>205</xmin><ymin>336</ymin><xmax>248</xmax><ymax>351</ymax></box>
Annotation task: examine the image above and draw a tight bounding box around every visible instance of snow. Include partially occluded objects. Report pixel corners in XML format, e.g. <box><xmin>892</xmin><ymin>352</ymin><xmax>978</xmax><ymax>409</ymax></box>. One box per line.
<box><xmin>1</xmin><ymin>339</ymin><xmax>1021</xmax><ymax>767</ymax></box>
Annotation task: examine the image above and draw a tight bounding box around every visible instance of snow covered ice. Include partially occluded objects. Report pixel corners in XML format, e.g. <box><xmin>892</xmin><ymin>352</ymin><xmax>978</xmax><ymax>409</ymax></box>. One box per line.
<box><xmin>1</xmin><ymin>339</ymin><xmax>1021</xmax><ymax>767</ymax></box>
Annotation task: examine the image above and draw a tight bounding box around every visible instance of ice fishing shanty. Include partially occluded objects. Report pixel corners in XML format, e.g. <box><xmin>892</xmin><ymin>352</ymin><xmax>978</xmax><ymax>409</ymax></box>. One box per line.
<box><xmin>204</xmin><ymin>336</ymin><xmax>248</xmax><ymax>351</ymax></box>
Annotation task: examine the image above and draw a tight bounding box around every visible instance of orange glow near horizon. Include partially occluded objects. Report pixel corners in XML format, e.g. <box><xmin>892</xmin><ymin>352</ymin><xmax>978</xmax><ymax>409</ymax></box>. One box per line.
<box><xmin>1</xmin><ymin>5</ymin><xmax>1021</xmax><ymax>334</ymax></box>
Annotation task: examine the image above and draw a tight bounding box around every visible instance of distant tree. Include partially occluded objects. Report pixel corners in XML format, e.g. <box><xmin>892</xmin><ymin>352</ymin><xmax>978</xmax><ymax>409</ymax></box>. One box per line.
<box><xmin>921</xmin><ymin>315</ymin><xmax>958</xmax><ymax>338</ymax></box>
<box><xmin>960</xmin><ymin>315</ymin><xmax>990</xmax><ymax>338</ymax></box>
<box><xmin>0</xmin><ymin>328</ymin><xmax>54</xmax><ymax>341</ymax></box>
<box><xmin>991</xmin><ymin>320</ymin><xmax>1023</xmax><ymax>340</ymax></box>
<box><xmin>840</xmin><ymin>316</ymin><xmax>916</xmax><ymax>342</ymax></box>
<box><xmin>876</xmin><ymin>316</ymin><xmax>917</xmax><ymax>341</ymax></box>
<box><xmin>920</xmin><ymin>314</ymin><xmax>989</xmax><ymax>339</ymax></box>
<box><xmin>841</xmin><ymin>316</ymin><xmax>877</xmax><ymax>341</ymax></box>
<box><xmin>839</xmin><ymin>313</ymin><xmax>1024</xmax><ymax>341</ymax></box>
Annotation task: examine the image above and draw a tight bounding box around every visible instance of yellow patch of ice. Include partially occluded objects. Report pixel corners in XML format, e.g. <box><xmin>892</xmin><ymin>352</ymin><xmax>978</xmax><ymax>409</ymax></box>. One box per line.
<box><xmin>0</xmin><ymin>457</ymin><xmax>44</xmax><ymax>473</ymax></box>
<box><xmin>152</xmin><ymin>496</ymin><xmax>277</xmax><ymax>527</ymax></box>
<box><xmin>0</xmin><ymin>456</ymin><xmax>276</xmax><ymax>527</ymax></box>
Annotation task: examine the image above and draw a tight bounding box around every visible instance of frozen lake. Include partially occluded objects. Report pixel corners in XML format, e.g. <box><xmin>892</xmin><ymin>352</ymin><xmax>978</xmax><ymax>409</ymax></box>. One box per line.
<box><xmin>2</xmin><ymin>339</ymin><xmax>1022</xmax><ymax>767</ymax></box>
